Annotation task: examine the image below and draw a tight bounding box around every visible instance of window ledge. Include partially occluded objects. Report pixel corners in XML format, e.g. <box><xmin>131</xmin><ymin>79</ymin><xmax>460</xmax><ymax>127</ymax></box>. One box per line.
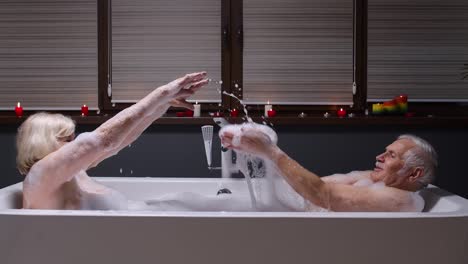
<box><xmin>1</xmin><ymin>115</ymin><xmax>468</xmax><ymax>127</ymax></box>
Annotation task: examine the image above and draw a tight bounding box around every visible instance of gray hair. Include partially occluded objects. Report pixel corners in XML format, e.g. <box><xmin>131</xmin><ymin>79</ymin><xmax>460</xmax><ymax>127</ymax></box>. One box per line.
<box><xmin>397</xmin><ymin>134</ymin><xmax>438</xmax><ymax>186</ymax></box>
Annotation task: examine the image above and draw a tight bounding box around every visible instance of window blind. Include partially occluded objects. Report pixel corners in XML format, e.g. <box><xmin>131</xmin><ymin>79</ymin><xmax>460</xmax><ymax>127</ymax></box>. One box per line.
<box><xmin>242</xmin><ymin>0</ymin><xmax>354</xmax><ymax>105</ymax></box>
<box><xmin>0</xmin><ymin>0</ymin><xmax>98</xmax><ymax>110</ymax></box>
<box><xmin>111</xmin><ymin>0</ymin><xmax>222</xmax><ymax>103</ymax></box>
<box><xmin>368</xmin><ymin>0</ymin><xmax>468</xmax><ymax>102</ymax></box>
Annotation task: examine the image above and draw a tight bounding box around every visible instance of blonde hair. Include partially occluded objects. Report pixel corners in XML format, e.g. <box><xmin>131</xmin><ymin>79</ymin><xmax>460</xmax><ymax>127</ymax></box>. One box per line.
<box><xmin>16</xmin><ymin>112</ymin><xmax>76</xmax><ymax>175</ymax></box>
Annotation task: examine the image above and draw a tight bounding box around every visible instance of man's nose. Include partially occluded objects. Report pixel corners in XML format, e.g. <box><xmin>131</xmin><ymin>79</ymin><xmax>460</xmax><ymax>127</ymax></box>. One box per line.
<box><xmin>376</xmin><ymin>153</ymin><xmax>384</xmax><ymax>161</ymax></box>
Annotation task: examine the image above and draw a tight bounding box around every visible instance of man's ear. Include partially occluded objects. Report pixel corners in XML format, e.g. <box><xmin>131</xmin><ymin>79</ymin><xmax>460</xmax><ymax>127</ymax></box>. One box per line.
<box><xmin>408</xmin><ymin>167</ymin><xmax>424</xmax><ymax>182</ymax></box>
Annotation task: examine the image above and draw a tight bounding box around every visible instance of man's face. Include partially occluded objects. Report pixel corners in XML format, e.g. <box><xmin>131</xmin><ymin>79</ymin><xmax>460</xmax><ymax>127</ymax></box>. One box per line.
<box><xmin>370</xmin><ymin>138</ymin><xmax>415</xmax><ymax>187</ymax></box>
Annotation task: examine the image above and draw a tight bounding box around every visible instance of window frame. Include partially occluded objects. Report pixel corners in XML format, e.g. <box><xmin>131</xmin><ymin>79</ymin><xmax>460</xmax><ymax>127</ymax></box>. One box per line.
<box><xmin>100</xmin><ymin>0</ymin><xmax>363</xmax><ymax>115</ymax></box>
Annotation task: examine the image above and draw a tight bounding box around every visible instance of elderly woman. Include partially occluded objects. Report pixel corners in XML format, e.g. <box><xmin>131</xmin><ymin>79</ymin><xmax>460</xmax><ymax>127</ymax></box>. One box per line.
<box><xmin>17</xmin><ymin>72</ymin><xmax>208</xmax><ymax>210</ymax></box>
<box><xmin>220</xmin><ymin>125</ymin><xmax>438</xmax><ymax>212</ymax></box>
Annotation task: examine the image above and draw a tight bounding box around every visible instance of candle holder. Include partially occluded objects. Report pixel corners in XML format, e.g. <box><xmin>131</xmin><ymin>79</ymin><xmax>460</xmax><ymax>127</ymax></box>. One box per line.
<box><xmin>15</xmin><ymin>102</ymin><xmax>23</xmax><ymax>118</ymax></box>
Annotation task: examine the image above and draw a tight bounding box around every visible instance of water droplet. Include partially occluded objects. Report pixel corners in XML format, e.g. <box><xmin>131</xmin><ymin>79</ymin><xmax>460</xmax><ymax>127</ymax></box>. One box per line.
<box><xmin>112</xmin><ymin>103</ymin><xmax>116</xmax><ymax>107</ymax></box>
<box><xmin>119</xmin><ymin>168</ymin><xmax>123</xmax><ymax>174</ymax></box>
<box><xmin>218</xmin><ymin>80</ymin><xmax>223</xmax><ymax>85</ymax></box>
<box><xmin>128</xmin><ymin>144</ymin><xmax>132</xmax><ymax>148</ymax></box>
<box><xmin>130</xmin><ymin>170</ymin><xmax>133</xmax><ymax>174</ymax></box>
<box><xmin>235</xmin><ymin>84</ymin><xmax>239</xmax><ymax>88</ymax></box>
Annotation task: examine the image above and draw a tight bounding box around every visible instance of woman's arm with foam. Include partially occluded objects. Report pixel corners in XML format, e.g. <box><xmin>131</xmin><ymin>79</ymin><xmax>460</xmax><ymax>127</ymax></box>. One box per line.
<box><xmin>87</xmin><ymin>74</ymin><xmax>208</xmax><ymax>168</ymax></box>
<box><xmin>87</xmin><ymin>104</ymin><xmax>169</xmax><ymax>168</ymax></box>
<box><xmin>88</xmin><ymin>96</ymin><xmax>203</xmax><ymax>168</ymax></box>
<box><xmin>30</xmin><ymin>72</ymin><xmax>208</xmax><ymax>189</ymax></box>
<box><xmin>93</xmin><ymin>72</ymin><xmax>207</xmax><ymax>154</ymax></box>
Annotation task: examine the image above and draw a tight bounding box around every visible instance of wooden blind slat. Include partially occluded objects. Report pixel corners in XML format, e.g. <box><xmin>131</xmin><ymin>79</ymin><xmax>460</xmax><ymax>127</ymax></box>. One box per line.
<box><xmin>111</xmin><ymin>0</ymin><xmax>222</xmax><ymax>103</ymax></box>
<box><xmin>0</xmin><ymin>0</ymin><xmax>98</xmax><ymax>109</ymax></box>
<box><xmin>368</xmin><ymin>0</ymin><xmax>468</xmax><ymax>102</ymax></box>
<box><xmin>243</xmin><ymin>0</ymin><xmax>354</xmax><ymax>105</ymax></box>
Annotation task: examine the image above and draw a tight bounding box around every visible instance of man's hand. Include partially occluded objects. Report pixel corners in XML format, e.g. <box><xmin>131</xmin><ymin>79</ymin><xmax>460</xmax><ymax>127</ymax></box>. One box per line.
<box><xmin>220</xmin><ymin>128</ymin><xmax>277</xmax><ymax>159</ymax></box>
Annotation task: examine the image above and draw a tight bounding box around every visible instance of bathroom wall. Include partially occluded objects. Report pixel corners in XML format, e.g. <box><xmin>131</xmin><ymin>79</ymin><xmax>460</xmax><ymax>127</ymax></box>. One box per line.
<box><xmin>1</xmin><ymin>124</ymin><xmax>467</xmax><ymax>198</ymax></box>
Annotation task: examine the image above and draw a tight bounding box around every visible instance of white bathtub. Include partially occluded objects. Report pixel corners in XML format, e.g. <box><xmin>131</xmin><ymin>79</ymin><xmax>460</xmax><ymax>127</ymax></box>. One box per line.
<box><xmin>0</xmin><ymin>177</ymin><xmax>467</xmax><ymax>264</ymax></box>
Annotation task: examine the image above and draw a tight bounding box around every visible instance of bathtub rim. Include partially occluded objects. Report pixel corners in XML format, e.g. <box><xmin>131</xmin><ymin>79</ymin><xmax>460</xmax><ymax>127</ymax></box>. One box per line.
<box><xmin>1</xmin><ymin>177</ymin><xmax>467</xmax><ymax>218</ymax></box>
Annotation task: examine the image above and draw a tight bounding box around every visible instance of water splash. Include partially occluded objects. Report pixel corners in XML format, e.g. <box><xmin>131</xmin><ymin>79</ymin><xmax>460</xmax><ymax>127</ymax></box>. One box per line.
<box><xmin>222</xmin><ymin>91</ymin><xmax>254</xmax><ymax>123</ymax></box>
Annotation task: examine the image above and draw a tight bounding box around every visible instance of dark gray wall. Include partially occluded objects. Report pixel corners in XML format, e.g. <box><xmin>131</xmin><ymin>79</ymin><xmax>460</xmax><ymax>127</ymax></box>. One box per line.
<box><xmin>1</xmin><ymin>124</ymin><xmax>467</xmax><ymax>198</ymax></box>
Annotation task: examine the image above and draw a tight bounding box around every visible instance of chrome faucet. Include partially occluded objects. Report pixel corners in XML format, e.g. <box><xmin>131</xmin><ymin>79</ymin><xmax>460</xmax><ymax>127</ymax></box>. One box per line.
<box><xmin>201</xmin><ymin>118</ymin><xmax>239</xmax><ymax>178</ymax></box>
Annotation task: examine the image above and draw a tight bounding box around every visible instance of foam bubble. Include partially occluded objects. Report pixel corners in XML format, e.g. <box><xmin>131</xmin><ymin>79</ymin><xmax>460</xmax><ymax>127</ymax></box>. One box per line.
<box><xmin>232</xmin><ymin>134</ymin><xmax>241</xmax><ymax>147</ymax></box>
<box><xmin>219</xmin><ymin>123</ymin><xmax>278</xmax><ymax>147</ymax></box>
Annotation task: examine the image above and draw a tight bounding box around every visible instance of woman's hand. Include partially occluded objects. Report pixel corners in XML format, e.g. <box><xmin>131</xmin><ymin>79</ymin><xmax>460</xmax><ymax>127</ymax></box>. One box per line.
<box><xmin>220</xmin><ymin>128</ymin><xmax>277</xmax><ymax>160</ymax></box>
<box><xmin>161</xmin><ymin>72</ymin><xmax>209</xmax><ymax>102</ymax></box>
<box><xmin>169</xmin><ymin>98</ymin><xmax>194</xmax><ymax>110</ymax></box>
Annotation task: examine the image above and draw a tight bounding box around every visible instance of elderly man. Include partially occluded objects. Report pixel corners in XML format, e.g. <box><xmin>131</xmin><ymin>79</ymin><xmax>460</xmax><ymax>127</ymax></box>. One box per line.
<box><xmin>220</xmin><ymin>129</ymin><xmax>437</xmax><ymax>212</ymax></box>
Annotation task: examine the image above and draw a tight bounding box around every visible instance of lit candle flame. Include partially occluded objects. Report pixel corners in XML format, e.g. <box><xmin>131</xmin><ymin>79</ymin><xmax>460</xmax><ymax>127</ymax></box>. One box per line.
<box><xmin>17</xmin><ymin>102</ymin><xmax>21</xmax><ymax>107</ymax></box>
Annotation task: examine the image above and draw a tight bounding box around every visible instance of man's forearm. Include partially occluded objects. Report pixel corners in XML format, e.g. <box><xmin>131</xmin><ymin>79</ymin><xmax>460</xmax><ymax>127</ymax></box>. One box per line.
<box><xmin>269</xmin><ymin>147</ymin><xmax>329</xmax><ymax>208</ymax></box>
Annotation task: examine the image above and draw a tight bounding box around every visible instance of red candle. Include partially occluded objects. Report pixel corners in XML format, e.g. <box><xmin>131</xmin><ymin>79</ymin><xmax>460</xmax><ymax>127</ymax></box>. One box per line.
<box><xmin>383</xmin><ymin>100</ymin><xmax>398</xmax><ymax>114</ymax></box>
<box><xmin>337</xmin><ymin>108</ymin><xmax>346</xmax><ymax>118</ymax></box>
<box><xmin>230</xmin><ymin>108</ymin><xmax>239</xmax><ymax>117</ymax></box>
<box><xmin>176</xmin><ymin>111</ymin><xmax>185</xmax><ymax>117</ymax></box>
<box><xmin>81</xmin><ymin>104</ymin><xmax>89</xmax><ymax>116</ymax></box>
<box><xmin>185</xmin><ymin>109</ymin><xmax>194</xmax><ymax>117</ymax></box>
<box><xmin>267</xmin><ymin>109</ymin><xmax>277</xmax><ymax>117</ymax></box>
<box><xmin>15</xmin><ymin>102</ymin><xmax>23</xmax><ymax>118</ymax></box>
<box><xmin>394</xmin><ymin>94</ymin><xmax>408</xmax><ymax>114</ymax></box>
<box><xmin>395</xmin><ymin>94</ymin><xmax>408</xmax><ymax>103</ymax></box>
